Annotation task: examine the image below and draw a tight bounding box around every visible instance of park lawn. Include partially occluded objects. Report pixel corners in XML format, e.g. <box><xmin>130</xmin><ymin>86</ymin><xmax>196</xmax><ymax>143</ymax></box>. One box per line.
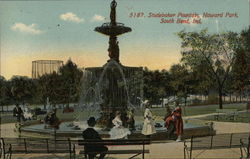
<box><xmin>0</xmin><ymin>103</ymin><xmax>247</xmax><ymax>124</ymax></box>
<box><xmin>149</xmin><ymin>103</ymin><xmax>247</xmax><ymax>117</ymax></box>
<box><xmin>182</xmin><ymin>103</ymin><xmax>247</xmax><ymax>116</ymax></box>
<box><xmin>198</xmin><ymin>112</ymin><xmax>250</xmax><ymax>123</ymax></box>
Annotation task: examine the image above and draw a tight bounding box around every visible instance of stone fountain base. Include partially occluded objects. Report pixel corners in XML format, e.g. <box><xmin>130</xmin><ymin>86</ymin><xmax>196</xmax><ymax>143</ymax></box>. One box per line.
<box><xmin>20</xmin><ymin>121</ymin><xmax>215</xmax><ymax>140</ymax></box>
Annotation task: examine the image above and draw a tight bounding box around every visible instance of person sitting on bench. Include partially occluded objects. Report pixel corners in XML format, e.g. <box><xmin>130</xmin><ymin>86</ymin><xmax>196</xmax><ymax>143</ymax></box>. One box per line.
<box><xmin>82</xmin><ymin>117</ymin><xmax>108</xmax><ymax>159</ymax></box>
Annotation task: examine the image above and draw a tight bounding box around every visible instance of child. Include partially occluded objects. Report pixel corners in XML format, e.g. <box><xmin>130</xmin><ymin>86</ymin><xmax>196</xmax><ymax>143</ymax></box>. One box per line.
<box><xmin>141</xmin><ymin>103</ymin><xmax>156</xmax><ymax>138</ymax></box>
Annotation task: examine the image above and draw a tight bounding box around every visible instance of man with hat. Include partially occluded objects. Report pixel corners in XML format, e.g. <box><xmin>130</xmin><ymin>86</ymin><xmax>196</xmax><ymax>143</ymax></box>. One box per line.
<box><xmin>82</xmin><ymin>117</ymin><xmax>108</xmax><ymax>159</ymax></box>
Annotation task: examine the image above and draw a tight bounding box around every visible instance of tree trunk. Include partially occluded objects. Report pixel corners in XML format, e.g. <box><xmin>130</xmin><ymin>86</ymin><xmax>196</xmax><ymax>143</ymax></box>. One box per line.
<box><xmin>218</xmin><ymin>87</ymin><xmax>223</xmax><ymax>109</ymax></box>
<box><xmin>240</xmin><ymin>92</ymin><xmax>242</xmax><ymax>102</ymax></box>
<box><xmin>162</xmin><ymin>97</ymin><xmax>164</xmax><ymax>107</ymax></box>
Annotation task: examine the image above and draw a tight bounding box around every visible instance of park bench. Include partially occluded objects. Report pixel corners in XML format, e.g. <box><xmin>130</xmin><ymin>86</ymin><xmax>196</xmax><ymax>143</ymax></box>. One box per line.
<box><xmin>214</xmin><ymin>109</ymin><xmax>238</xmax><ymax>121</ymax></box>
<box><xmin>184</xmin><ymin>133</ymin><xmax>250</xmax><ymax>159</ymax></box>
<box><xmin>0</xmin><ymin>137</ymin><xmax>75</xmax><ymax>159</ymax></box>
<box><xmin>77</xmin><ymin>139</ymin><xmax>150</xmax><ymax>159</ymax></box>
<box><xmin>240</xmin><ymin>137</ymin><xmax>250</xmax><ymax>158</ymax></box>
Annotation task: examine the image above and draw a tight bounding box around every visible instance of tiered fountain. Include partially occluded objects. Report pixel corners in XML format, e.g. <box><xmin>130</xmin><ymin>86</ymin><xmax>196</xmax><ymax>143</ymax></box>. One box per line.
<box><xmin>78</xmin><ymin>0</ymin><xmax>143</xmax><ymax>129</ymax></box>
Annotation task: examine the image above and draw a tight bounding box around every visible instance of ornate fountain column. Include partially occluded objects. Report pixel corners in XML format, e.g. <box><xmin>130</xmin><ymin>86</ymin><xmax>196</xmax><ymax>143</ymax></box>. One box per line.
<box><xmin>95</xmin><ymin>0</ymin><xmax>131</xmax><ymax>63</ymax></box>
<box><xmin>94</xmin><ymin>0</ymin><xmax>132</xmax><ymax>128</ymax></box>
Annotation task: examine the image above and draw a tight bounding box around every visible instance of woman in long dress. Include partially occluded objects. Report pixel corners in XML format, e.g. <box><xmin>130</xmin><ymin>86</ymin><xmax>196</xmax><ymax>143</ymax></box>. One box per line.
<box><xmin>109</xmin><ymin>111</ymin><xmax>131</xmax><ymax>139</ymax></box>
<box><xmin>142</xmin><ymin>104</ymin><xmax>156</xmax><ymax>138</ymax></box>
<box><xmin>165</xmin><ymin>106</ymin><xmax>183</xmax><ymax>142</ymax></box>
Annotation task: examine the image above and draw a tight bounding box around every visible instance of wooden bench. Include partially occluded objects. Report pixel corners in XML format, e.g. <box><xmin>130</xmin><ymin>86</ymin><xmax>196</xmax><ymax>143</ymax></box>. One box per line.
<box><xmin>214</xmin><ymin>109</ymin><xmax>238</xmax><ymax>121</ymax></box>
<box><xmin>184</xmin><ymin>133</ymin><xmax>250</xmax><ymax>159</ymax></box>
<box><xmin>0</xmin><ymin>137</ymin><xmax>75</xmax><ymax>159</ymax></box>
<box><xmin>240</xmin><ymin>137</ymin><xmax>250</xmax><ymax>158</ymax></box>
<box><xmin>77</xmin><ymin>139</ymin><xmax>150</xmax><ymax>159</ymax></box>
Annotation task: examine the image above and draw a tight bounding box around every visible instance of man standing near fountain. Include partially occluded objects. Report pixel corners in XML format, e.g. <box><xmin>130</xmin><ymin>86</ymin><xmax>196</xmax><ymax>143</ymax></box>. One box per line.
<box><xmin>82</xmin><ymin>117</ymin><xmax>108</xmax><ymax>159</ymax></box>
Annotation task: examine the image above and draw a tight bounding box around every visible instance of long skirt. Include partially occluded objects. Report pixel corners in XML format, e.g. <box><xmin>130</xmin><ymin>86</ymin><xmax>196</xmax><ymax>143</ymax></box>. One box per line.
<box><xmin>109</xmin><ymin>127</ymin><xmax>131</xmax><ymax>139</ymax></box>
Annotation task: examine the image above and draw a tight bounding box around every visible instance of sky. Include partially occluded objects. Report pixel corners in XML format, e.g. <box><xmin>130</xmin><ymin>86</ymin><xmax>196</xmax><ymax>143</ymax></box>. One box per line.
<box><xmin>0</xmin><ymin>0</ymin><xmax>249</xmax><ymax>79</ymax></box>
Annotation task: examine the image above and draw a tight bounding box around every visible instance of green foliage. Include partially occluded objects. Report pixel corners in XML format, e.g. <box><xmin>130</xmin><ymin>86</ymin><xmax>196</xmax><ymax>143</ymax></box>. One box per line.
<box><xmin>143</xmin><ymin>68</ymin><xmax>173</xmax><ymax>104</ymax></box>
<box><xmin>178</xmin><ymin>29</ymin><xmax>241</xmax><ymax>109</ymax></box>
<box><xmin>38</xmin><ymin>59</ymin><xmax>83</xmax><ymax>106</ymax></box>
<box><xmin>58</xmin><ymin>59</ymin><xmax>83</xmax><ymax>105</ymax></box>
<box><xmin>0</xmin><ymin>76</ymin><xmax>7</xmax><ymax>105</ymax></box>
<box><xmin>10</xmin><ymin>76</ymin><xmax>36</xmax><ymax>104</ymax></box>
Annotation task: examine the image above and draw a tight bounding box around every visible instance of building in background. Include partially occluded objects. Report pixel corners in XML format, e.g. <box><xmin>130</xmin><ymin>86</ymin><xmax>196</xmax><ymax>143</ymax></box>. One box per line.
<box><xmin>32</xmin><ymin>60</ymin><xmax>63</xmax><ymax>78</ymax></box>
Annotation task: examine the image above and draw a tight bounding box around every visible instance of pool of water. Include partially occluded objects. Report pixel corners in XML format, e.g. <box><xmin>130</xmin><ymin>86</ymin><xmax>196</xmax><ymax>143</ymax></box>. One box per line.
<box><xmin>21</xmin><ymin>121</ymin><xmax>205</xmax><ymax>133</ymax></box>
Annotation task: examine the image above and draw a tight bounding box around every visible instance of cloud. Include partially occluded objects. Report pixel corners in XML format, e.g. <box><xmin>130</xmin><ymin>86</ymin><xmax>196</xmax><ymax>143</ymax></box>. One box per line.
<box><xmin>91</xmin><ymin>14</ymin><xmax>105</xmax><ymax>22</ymax></box>
<box><xmin>11</xmin><ymin>23</ymin><xmax>43</xmax><ymax>34</ymax></box>
<box><xmin>60</xmin><ymin>12</ymin><xmax>84</xmax><ymax>23</ymax></box>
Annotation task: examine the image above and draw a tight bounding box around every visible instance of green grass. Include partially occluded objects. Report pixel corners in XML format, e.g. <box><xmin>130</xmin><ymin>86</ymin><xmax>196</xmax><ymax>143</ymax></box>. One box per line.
<box><xmin>198</xmin><ymin>112</ymin><xmax>250</xmax><ymax>123</ymax></box>
<box><xmin>148</xmin><ymin>103</ymin><xmax>247</xmax><ymax>117</ymax></box>
<box><xmin>0</xmin><ymin>103</ymin><xmax>248</xmax><ymax>124</ymax></box>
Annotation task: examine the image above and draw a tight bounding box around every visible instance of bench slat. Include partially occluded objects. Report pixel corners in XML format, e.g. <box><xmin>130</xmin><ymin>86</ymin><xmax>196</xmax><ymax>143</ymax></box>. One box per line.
<box><xmin>79</xmin><ymin>149</ymin><xmax>150</xmax><ymax>154</ymax></box>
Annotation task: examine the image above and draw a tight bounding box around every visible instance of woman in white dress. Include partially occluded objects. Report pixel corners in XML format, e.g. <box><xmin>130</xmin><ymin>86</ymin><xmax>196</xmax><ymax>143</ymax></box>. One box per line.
<box><xmin>142</xmin><ymin>104</ymin><xmax>156</xmax><ymax>138</ymax></box>
<box><xmin>109</xmin><ymin>111</ymin><xmax>131</xmax><ymax>139</ymax></box>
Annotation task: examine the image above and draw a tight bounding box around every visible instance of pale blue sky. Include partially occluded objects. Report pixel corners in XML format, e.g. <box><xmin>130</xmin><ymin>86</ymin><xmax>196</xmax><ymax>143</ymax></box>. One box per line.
<box><xmin>0</xmin><ymin>0</ymin><xmax>249</xmax><ymax>79</ymax></box>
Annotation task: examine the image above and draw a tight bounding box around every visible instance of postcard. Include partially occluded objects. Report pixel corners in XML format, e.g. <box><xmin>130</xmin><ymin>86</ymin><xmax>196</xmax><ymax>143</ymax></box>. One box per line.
<box><xmin>0</xmin><ymin>0</ymin><xmax>249</xmax><ymax>158</ymax></box>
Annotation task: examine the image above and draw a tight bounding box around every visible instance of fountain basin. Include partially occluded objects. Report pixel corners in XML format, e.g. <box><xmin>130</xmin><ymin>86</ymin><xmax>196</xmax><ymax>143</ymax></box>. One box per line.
<box><xmin>20</xmin><ymin>121</ymin><xmax>215</xmax><ymax>140</ymax></box>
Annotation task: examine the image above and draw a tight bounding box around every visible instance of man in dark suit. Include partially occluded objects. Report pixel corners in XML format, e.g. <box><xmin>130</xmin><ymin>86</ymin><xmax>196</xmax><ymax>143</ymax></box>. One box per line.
<box><xmin>82</xmin><ymin>117</ymin><xmax>108</xmax><ymax>159</ymax></box>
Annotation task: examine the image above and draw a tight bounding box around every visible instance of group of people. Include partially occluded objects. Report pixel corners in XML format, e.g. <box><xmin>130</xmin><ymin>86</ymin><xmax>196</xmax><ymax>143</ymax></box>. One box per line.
<box><xmin>44</xmin><ymin>108</ymin><xmax>61</xmax><ymax>129</ymax></box>
<box><xmin>82</xmin><ymin>102</ymin><xmax>183</xmax><ymax>159</ymax></box>
<box><xmin>13</xmin><ymin>104</ymin><xmax>26</xmax><ymax>123</ymax></box>
<box><xmin>13</xmin><ymin>101</ymin><xmax>183</xmax><ymax>159</ymax></box>
<box><xmin>141</xmin><ymin>102</ymin><xmax>183</xmax><ymax>142</ymax></box>
<box><xmin>13</xmin><ymin>103</ymin><xmax>61</xmax><ymax>129</ymax></box>
<box><xmin>82</xmin><ymin>112</ymin><xmax>132</xmax><ymax>159</ymax></box>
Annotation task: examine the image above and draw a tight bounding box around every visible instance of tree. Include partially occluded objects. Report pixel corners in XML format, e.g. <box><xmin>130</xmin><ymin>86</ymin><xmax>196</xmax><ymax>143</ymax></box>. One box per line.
<box><xmin>10</xmin><ymin>76</ymin><xmax>35</xmax><ymax>105</ymax></box>
<box><xmin>143</xmin><ymin>68</ymin><xmax>173</xmax><ymax>105</ymax></box>
<box><xmin>231</xmin><ymin>48</ymin><xmax>249</xmax><ymax>101</ymax></box>
<box><xmin>169</xmin><ymin>64</ymin><xmax>194</xmax><ymax>106</ymax></box>
<box><xmin>240</xmin><ymin>27</ymin><xmax>250</xmax><ymax>83</ymax></box>
<box><xmin>58</xmin><ymin>59</ymin><xmax>83</xmax><ymax>106</ymax></box>
<box><xmin>0</xmin><ymin>76</ymin><xmax>7</xmax><ymax>111</ymax></box>
<box><xmin>38</xmin><ymin>72</ymin><xmax>61</xmax><ymax>108</ymax></box>
<box><xmin>178</xmin><ymin>29</ymin><xmax>240</xmax><ymax>109</ymax></box>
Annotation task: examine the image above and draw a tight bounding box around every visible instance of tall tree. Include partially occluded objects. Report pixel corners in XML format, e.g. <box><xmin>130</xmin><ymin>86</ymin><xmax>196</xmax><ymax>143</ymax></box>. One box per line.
<box><xmin>10</xmin><ymin>76</ymin><xmax>35</xmax><ymax>105</ymax></box>
<box><xmin>58</xmin><ymin>59</ymin><xmax>83</xmax><ymax>106</ymax></box>
<box><xmin>0</xmin><ymin>76</ymin><xmax>7</xmax><ymax>111</ymax></box>
<box><xmin>231</xmin><ymin>48</ymin><xmax>249</xmax><ymax>101</ymax></box>
<box><xmin>143</xmin><ymin>68</ymin><xmax>173</xmax><ymax>105</ymax></box>
<box><xmin>38</xmin><ymin>72</ymin><xmax>61</xmax><ymax>108</ymax></box>
<box><xmin>169</xmin><ymin>64</ymin><xmax>194</xmax><ymax>106</ymax></box>
<box><xmin>178</xmin><ymin>29</ymin><xmax>240</xmax><ymax>109</ymax></box>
